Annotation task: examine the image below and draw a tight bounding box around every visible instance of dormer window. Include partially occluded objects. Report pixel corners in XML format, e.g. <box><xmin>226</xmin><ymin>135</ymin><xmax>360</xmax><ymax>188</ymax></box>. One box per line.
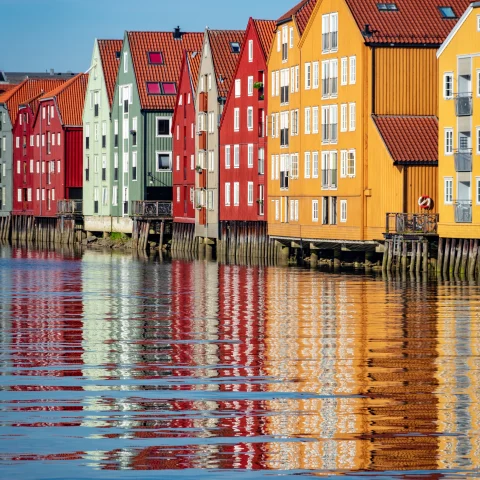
<box><xmin>115</xmin><ymin>51</ymin><xmax>121</xmax><ymax>59</ymax></box>
<box><xmin>146</xmin><ymin>82</ymin><xmax>177</xmax><ymax>95</ymax></box>
<box><xmin>231</xmin><ymin>42</ymin><xmax>240</xmax><ymax>54</ymax></box>
<box><xmin>438</xmin><ymin>6</ymin><xmax>456</xmax><ymax>18</ymax></box>
<box><xmin>148</xmin><ymin>52</ymin><xmax>164</xmax><ymax>65</ymax></box>
<box><xmin>377</xmin><ymin>3</ymin><xmax>398</xmax><ymax>10</ymax></box>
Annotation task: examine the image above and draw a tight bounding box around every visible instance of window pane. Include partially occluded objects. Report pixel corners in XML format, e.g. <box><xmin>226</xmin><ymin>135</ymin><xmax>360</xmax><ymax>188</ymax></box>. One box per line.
<box><xmin>158</xmin><ymin>154</ymin><xmax>170</xmax><ymax>169</ymax></box>
<box><xmin>147</xmin><ymin>82</ymin><xmax>161</xmax><ymax>94</ymax></box>
<box><xmin>148</xmin><ymin>52</ymin><xmax>163</xmax><ymax>64</ymax></box>
<box><xmin>157</xmin><ymin>119</ymin><xmax>170</xmax><ymax>136</ymax></box>
<box><xmin>162</xmin><ymin>82</ymin><xmax>177</xmax><ymax>95</ymax></box>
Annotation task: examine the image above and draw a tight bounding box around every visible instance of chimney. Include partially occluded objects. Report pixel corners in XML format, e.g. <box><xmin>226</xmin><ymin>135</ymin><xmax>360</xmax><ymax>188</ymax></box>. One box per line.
<box><xmin>173</xmin><ymin>26</ymin><xmax>183</xmax><ymax>40</ymax></box>
<box><xmin>50</xmin><ymin>68</ymin><xmax>54</xmax><ymax>75</ymax></box>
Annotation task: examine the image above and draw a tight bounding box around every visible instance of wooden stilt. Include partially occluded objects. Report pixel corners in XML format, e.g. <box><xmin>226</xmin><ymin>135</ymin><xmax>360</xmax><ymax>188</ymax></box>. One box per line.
<box><xmin>437</xmin><ymin>237</ymin><xmax>444</xmax><ymax>274</ymax></box>
<box><xmin>454</xmin><ymin>239</ymin><xmax>463</xmax><ymax>276</ymax></box>
<box><xmin>443</xmin><ymin>238</ymin><xmax>451</xmax><ymax>275</ymax></box>
<box><xmin>469</xmin><ymin>239</ymin><xmax>478</xmax><ymax>279</ymax></box>
<box><xmin>460</xmin><ymin>239</ymin><xmax>469</xmax><ymax>276</ymax></box>
<box><xmin>449</xmin><ymin>238</ymin><xmax>457</xmax><ymax>274</ymax></box>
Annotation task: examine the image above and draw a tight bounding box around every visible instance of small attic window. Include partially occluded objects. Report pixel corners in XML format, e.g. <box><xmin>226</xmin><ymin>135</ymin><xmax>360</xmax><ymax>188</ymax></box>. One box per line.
<box><xmin>162</xmin><ymin>82</ymin><xmax>177</xmax><ymax>95</ymax></box>
<box><xmin>377</xmin><ymin>3</ymin><xmax>398</xmax><ymax>11</ymax></box>
<box><xmin>438</xmin><ymin>6</ymin><xmax>456</xmax><ymax>18</ymax></box>
<box><xmin>230</xmin><ymin>42</ymin><xmax>241</xmax><ymax>54</ymax></box>
<box><xmin>148</xmin><ymin>52</ymin><xmax>164</xmax><ymax>65</ymax></box>
<box><xmin>147</xmin><ymin>82</ymin><xmax>161</xmax><ymax>94</ymax></box>
<box><xmin>115</xmin><ymin>51</ymin><xmax>121</xmax><ymax>59</ymax></box>
<box><xmin>146</xmin><ymin>82</ymin><xmax>177</xmax><ymax>95</ymax></box>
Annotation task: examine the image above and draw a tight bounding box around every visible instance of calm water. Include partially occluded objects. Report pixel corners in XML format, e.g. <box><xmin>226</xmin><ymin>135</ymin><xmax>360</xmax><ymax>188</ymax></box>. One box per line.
<box><xmin>0</xmin><ymin>245</ymin><xmax>479</xmax><ymax>479</ymax></box>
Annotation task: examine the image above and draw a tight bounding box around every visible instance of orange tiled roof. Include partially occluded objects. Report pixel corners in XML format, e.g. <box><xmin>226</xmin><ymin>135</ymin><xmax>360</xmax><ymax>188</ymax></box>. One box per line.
<box><xmin>20</xmin><ymin>92</ymin><xmax>44</xmax><ymax>116</ymax></box>
<box><xmin>345</xmin><ymin>0</ymin><xmax>471</xmax><ymax>45</ymax></box>
<box><xmin>186</xmin><ymin>50</ymin><xmax>202</xmax><ymax>95</ymax></box>
<box><xmin>373</xmin><ymin>115</ymin><xmax>438</xmax><ymax>165</ymax></box>
<box><xmin>277</xmin><ymin>0</ymin><xmax>318</xmax><ymax>35</ymax></box>
<box><xmin>253</xmin><ymin>19</ymin><xmax>277</xmax><ymax>59</ymax></box>
<box><xmin>207</xmin><ymin>30</ymin><xmax>245</xmax><ymax>98</ymax></box>
<box><xmin>41</xmin><ymin>73</ymin><xmax>89</xmax><ymax>126</ymax></box>
<box><xmin>128</xmin><ymin>31</ymin><xmax>204</xmax><ymax>111</ymax></box>
<box><xmin>0</xmin><ymin>83</ymin><xmax>19</xmax><ymax>95</ymax></box>
<box><xmin>0</xmin><ymin>78</ymin><xmax>67</xmax><ymax>125</ymax></box>
<box><xmin>98</xmin><ymin>39</ymin><xmax>123</xmax><ymax>108</ymax></box>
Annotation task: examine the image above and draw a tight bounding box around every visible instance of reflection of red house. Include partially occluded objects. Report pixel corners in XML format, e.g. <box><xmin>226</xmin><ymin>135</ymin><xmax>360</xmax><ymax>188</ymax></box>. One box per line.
<box><xmin>172</xmin><ymin>51</ymin><xmax>201</xmax><ymax>223</ymax></box>
<box><xmin>32</xmin><ymin>74</ymin><xmax>88</xmax><ymax>217</ymax></box>
<box><xmin>9</xmin><ymin>80</ymin><xmax>67</xmax><ymax>215</ymax></box>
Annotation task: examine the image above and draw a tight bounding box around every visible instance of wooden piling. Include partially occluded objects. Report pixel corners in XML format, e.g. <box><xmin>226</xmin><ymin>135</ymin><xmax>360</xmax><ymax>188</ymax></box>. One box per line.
<box><xmin>454</xmin><ymin>239</ymin><xmax>463</xmax><ymax>276</ymax></box>
<box><xmin>449</xmin><ymin>238</ymin><xmax>457</xmax><ymax>274</ymax></box>
<box><xmin>469</xmin><ymin>239</ymin><xmax>478</xmax><ymax>279</ymax></box>
<box><xmin>410</xmin><ymin>241</ymin><xmax>416</xmax><ymax>274</ymax></box>
<box><xmin>422</xmin><ymin>241</ymin><xmax>428</xmax><ymax>273</ymax></box>
<box><xmin>437</xmin><ymin>237</ymin><xmax>444</xmax><ymax>274</ymax></box>
<box><xmin>443</xmin><ymin>238</ymin><xmax>451</xmax><ymax>275</ymax></box>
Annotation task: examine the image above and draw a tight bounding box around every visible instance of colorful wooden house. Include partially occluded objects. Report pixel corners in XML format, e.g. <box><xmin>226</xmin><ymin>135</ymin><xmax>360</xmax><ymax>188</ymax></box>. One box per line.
<box><xmin>32</xmin><ymin>73</ymin><xmax>88</xmax><ymax>218</ymax></box>
<box><xmin>267</xmin><ymin>0</ymin><xmax>470</xmax><ymax>260</ymax></box>
<box><xmin>0</xmin><ymin>79</ymin><xmax>66</xmax><ymax>236</ymax></box>
<box><xmin>82</xmin><ymin>39</ymin><xmax>122</xmax><ymax>233</ymax></box>
<box><xmin>218</xmin><ymin>18</ymin><xmax>276</xmax><ymax>255</ymax></box>
<box><xmin>110</xmin><ymin>29</ymin><xmax>203</xmax><ymax>228</ymax></box>
<box><xmin>194</xmin><ymin>29</ymin><xmax>245</xmax><ymax>251</ymax></box>
<box><xmin>171</xmin><ymin>50</ymin><xmax>201</xmax><ymax>243</ymax></box>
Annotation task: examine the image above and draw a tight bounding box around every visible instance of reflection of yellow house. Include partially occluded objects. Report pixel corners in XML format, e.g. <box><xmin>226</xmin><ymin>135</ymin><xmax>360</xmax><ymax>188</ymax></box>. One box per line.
<box><xmin>437</xmin><ymin>3</ymin><xmax>480</xmax><ymax>239</ymax></box>
<box><xmin>267</xmin><ymin>0</ymin><xmax>470</xmax><ymax>250</ymax></box>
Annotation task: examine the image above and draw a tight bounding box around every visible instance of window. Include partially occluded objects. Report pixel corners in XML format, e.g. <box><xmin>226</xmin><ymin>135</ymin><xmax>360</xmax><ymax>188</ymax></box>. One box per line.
<box><xmin>477</xmin><ymin>15</ymin><xmax>480</xmax><ymax>31</ymax></box>
<box><xmin>147</xmin><ymin>82</ymin><xmax>177</xmax><ymax>95</ymax></box>
<box><xmin>132</xmin><ymin>152</ymin><xmax>137</xmax><ymax>180</ymax></box>
<box><xmin>225</xmin><ymin>182</ymin><xmax>231</xmax><ymax>206</ymax></box>
<box><xmin>280</xmin><ymin>154</ymin><xmax>289</xmax><ymax>189</ymax></box>
<box><xmin>275</xmin><ymin>200</ymin><xmax>280</xmax><ymax>220</ymax></box>
<box><xmin>15</xmin><ymin>137</ymin><xmax>19</xmax><ymax>149</ymax></box>
<box><xmin>248</xmin><ymin>76</ymin><xmax>254</xmax><ymax>96</ymax></box>
<box><xmin>208</xmin><ymin>74</ymin><xmax>212</xmax><ymax>91</ymax></box>
<box><xmin>305</xmin><ymin>107</ymin><xmax>311</xmax><ymax>134</ymax></box>
<box><xmin>277</xmin><ymin>31</ymin><xmax>281</xmax><ymax>52</ymax></box>
<box><xmin>349</xmin><ymin>57</ymin><xmax>356</xmax><ymax>84</ymax></box>
<box><xmin>280</xmin><ymin>111</ymin><xmax>289</xmax><ymax>146</ymax></box>
<box><xmin>476</xmin><ymin>177</ymin><xmax>480</xmax><ymax>205</ymax></box>
<box><xmin>114</xmin><ymin>153</ymin><xmax>118</xmax><ymax>181</ymax></box>
<box><xmin>247</xmin><ymin>107</ymin><xmax>253</xmax><ymax>130</ymax></box>
<box><xmin>330</xmin><ymin>197</ymin><xmax>337</xmax><ymax>225</ymax></box>
<box><xmin>321</xmin><ymin>151</ymin><xmax>337</xmax><ymax>188</ymax></box>
<box><xmin>322</xmin><ymin>14</ymin><xmax>330</xmax><ymax>52</ymax></box>
<box><xmin>304</xmin><ymin>152</ymin><xmax>311</xmax><ymax>178</ymax></box>
<box><xmin>280</xmin><ymin>69</ymin><xmax>289</xmax><ymax>104</ymax></box>
<box><xmin>444</xmin><ymin>177</ymin><xmax>453</xmax><ymax>204</ymax></box>
<box><xmin>231</xmin><ymin>42</ymin><xmax>240</xmax><ymax>53</ymax></box>
<box><xmin>347</xmin><ymin>150</ymin><xmax>356</xmax><ymax>177</ymax></box>
<box><xmin>340</xmin><ymin>200</ymin><xmax>347</xmax><ymax>222</ymax></box>
<box><xmin>377</xmin><ymin>3</ymin><xmax>398</xmax><ymax>10</ymax></box>
<box><xmin>313</xmin><ymin>62</ymin><xmax>319</xmax><ymax>89</ymax></box>
<box><xmin>445</xmin><ymin>128</ymin><xmax>454</xmax><ymax>155</ymax></box>
<box><xmin>258</xmin><ymin>148</ymin><xmax>265</xmax><ymax>175</ymax></box>
<box><xmin>234</xmin><ymin>145</ymin><xmax>240</xmax><ymax>168</ymax></box>
<box><xmin>330</xmin><ymin>60</ymin><xmax>338</xmax><ymax>96</ymax></box>
<box><xmin>295</xmin><ymin>66</ymin><xmax>300</xmax><ymax>92</ymax></box>
<box><xmin>207</xmin><ymin>190</ymin><xmax>214</xmax><ymax>211</ymax></box>
<box><xmin>57</xmin><ymin>133</ymin><xmax>60</xmax><ymax>146</ymax></box>
<box><xmin>291</xmin><ymin>153</ymin><xmax>298</xmax><ymax>178</ymax></box>
<box><xmin>225</xmin><ymin>145</ymin><xmax>231</xmax><ymax>168</ymax></box>
<box><xmin>312</xmin><ymin>107</ymin><xmax>319</xmax><ymax>134</ymax></box>
<box><xmin>340</xmin><ymin>150</ymin><xmax>347</xmax><ymax>177</ymax></box>
<box><xmin>341</xmin><ymin>104</ymin><xmax>347</xmax><ymax>132</ymax></box>
<box><xmin>291</xmin><ymin>109</ymin><xmax>299</xmax><ymax>136</ymax></box>
<box><xmin>282</xmin><ymin>26</ymin><xmax>288</xmax><ymax>62</ymax></box>
<box><xmin>234</xmin><ymin>108</ymin><xmax>240</xmax><ymax>131</ymax></box>
<box><xmin>276</xmin><ymin>71</ymin><xmax>280</xmax><ymax>97</ymax></box>
<box><xmin>341</xmin><ymin>57</ymin><xmax>348</xmax><ymax>86</ymax></box>
<box><xmin>305</xmin><ymin>63</ymin><xmax>311</xmax><ymax>89</ymax></box>
<box><xmin>235</xmin><ymin>79</ymin><xmax>241</xmax><ymax>97</ymax></box>
<box><xmin>248</xmin><ymin>182</ymin><xmax>254</xmax><ymax>205</ymax></box>
<box><xmin>438</xmin><ymin>6</ymin><xmax>456</xmax><ymax>18</ymax></box>
<box><xmin>290</xmin><ymin>27</ymin><xmax>294</xmax><ymax>48</ymax></box>
<box><xmin>234</xmin><ymin>182</ymin><xmax>240</xmax><ymax>205</ymax></box>
<box><xmin>208</xmin><ymin>111</ymin><xmax>215</xmax><ymax>133</ymax></box>
<box><xmin>156</xmin><ymin>152</ymin><xmax>172</xmax><ymax>171</ymax></box>
<box><xmin>349</xmin><ymin>103</ymin><xmax>356</xmax><ymax>131</ymax></box>
<box><xmin>248</xmin><ymin>144</ymin><xmax>254</xmax><ymax>168</ymax></box>
<box><xmin>123</xmin><ymin>52</ymin><xmax>128</xmax><ymax>73</ymax></box>
<box><xmin>312</xmin><ymin>200</ymin><xmax>319</xmax><ymax>222</ymax></box>
<box><xmin>271</xmin><ymin>72</ymin><xmax>276</xmax><ymax>97</ymax></box>
<box><xmin>321</xmin><ymin>106</ymin><xmax>329</xmax><ymax>142</ymax></box>
<box><xmin>248</xmin><ymin>40</ymin><xmax>253</xmax><ymax>62</ymax></box>
<box><xmin>208</xmin><ymin>150</ymin><xmax>214</xmax><ymax>172</ymax></box>
<box><xmin>157</xmin><ymin>118</ymin><xmax>171</xmax><ymax>137</ymax></box>
<box><xmin>444</xmin><ymin>72</ymin><xmax>454</xmax><ymax>99</ymax></box>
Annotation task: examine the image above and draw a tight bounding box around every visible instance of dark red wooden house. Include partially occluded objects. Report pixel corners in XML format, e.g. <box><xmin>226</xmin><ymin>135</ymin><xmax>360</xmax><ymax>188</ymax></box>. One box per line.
<box><xmin>172</xmin><ymin>51</ymin><xmax>201</xmax><ymax>225</ymax></box>
<box><xmin>32</xmin><ymin>73</ymin><xmax>88</xmax><ymax>217</ymax></box>
<box><xmin>219</xmin><ymin>18</ymin><xmax>275</xmax><ymax>223</ymax></box>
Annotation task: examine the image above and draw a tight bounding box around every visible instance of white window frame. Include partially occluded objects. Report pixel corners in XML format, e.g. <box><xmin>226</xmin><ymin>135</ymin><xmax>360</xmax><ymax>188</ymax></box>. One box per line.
<box><xmin>234</xmin><ymin>182</ymin><xmax>240</xmax><ymax>206</ymax></box>
<box><xmin>312</xmin><ymin>200</ymin><xmax>319</xmax><ymax>222</ymax></box>
<box><xmin>349</xmin><ymin>56</ymin><xmax>356</xmax><ymax>84</ymax></box>
<box><xmin>347</xmin><ymin>149</ymin><xmax>356</xmax><ymax>177</ymax></box>
<box><xmin>312</xmin><ymin>107</ymin><xmax>319</xmax><ymax>134</ymax></box>
<box><xmin>444</xmin><ymin>72</ymin><xmax>454</xmax><ymax>99</ymax></box>
<box><xmin>248</xmin><ymin>144</ymin><xmax>254</xmax><ymax>168</ymax></box>
<box><xmin>234</xmin><ymin>144</ymin><xmax>240</xmax><ymax>168</ymax></box>
<box><xmin>476</xmin><ymin>177</ymin><xmax>480</xmax><ymax>205</ymax></box>
<box><xmin>341</xmin><ymin>104</ymin><xmax>347</xmax><ymax>132</ymax></box>
<box><xmin>341</xmin><ymin>57</ymin><xmax>347</xmax><ymax>85</ymax></box>
<box><xmin>248</xmin><ymin>76</ymin><xmax>254</xmax><ymax>96</ymax></box>
<box><xmin>225</xmin><ymin>145</ymin><xmax>231</xmax><ymax>169</ymax></box>
<box><xmin>247</xmin><ymin>107</ymin><xmax>253</xmax><ymax>131</ymax></box>
<box><xmin>305</xmin><ymin>63</ymin><xmax>311</xmax><ymax>90</ymax></box>
<box><xmin>247</xmin><ymin>182</ymin><xmax>254</xmax><ymax>205</ymax></box>
<box><xmin>444</xmin><ymin>177</ymin><xmax>453</xmax><ymax>204</ymax></box>
<box><xmin>304</xmin><ymin>152</ymin><xmax>311</xmax><ymax>178</ymax></box>
<box><xmin>349</xmin><ymin>103</ymin><xmax>356</xmax><ymax>131</ymax></box>
<box><xmin>156</xmin><ymin>151</ymin><xmax>172</xmax><ymax>172</ymax></box>
<box><xmin>445</xmin><ymin>128</ymin><xmax>454</xmax><ymax>155</ymax></box>
<box><xmin>156</xmin><ymin>117</ymin><xmax>172</xmax><ymax>138</ymax></box>
<box><xmin>305</xmin><ymin>107</ymin><xmax>311</xmax><ymax>134</ymax></box>
<box><xmin>225</xmin><ymin>182</ymin><xmax>231</xmax><ymax>206</ymax></box>
<box><xmin>248</xmin><ymin>40</ymin><xmax>253</xmax><ymax>62</ymax></box>
<box><xmin>340</xmin><ymin>200</ymin><xmax>347</xmax><ymax>223</ymax></box>
<box><xmin>235</xmin><ymin>79</ymin><xmax>241</xmax><ymax>97</ymax></box>
<box><xmin>234</xmin><ymin>108</ymin><xmax>240</xmax><ymax>131</ymax></box>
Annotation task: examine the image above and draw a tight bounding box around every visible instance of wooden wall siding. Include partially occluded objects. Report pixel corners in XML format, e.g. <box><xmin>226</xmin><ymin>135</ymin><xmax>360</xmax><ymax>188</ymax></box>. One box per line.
<box><xmin>145</xmin><ymin>111</ymin><xmax>173</xmax><ymax>189</ymax></box>
<box><xmin>65</xmin><ymin>129</ymin><xmax>83</xmax><ymax>189</ymax></box>
<box><xmin>0</xmin><ymin>105</ymin><xmax>13</xmax><ymax>216</ymax></box>
<box><xmin>406</xmin><ymin>165</ymin><xmax>438</xmax><ymax>214</ymax></box>
<box><xmin>374</xmin><ymin>48</ymin><xmax>438</xmax><ymax>116</ymax></box>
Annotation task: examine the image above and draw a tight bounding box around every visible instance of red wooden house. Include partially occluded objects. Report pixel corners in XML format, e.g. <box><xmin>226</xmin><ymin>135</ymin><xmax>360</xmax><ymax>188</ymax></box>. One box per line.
<box><xmin>11</xmin><ymin>80</ymin><xmax>66</xmax><ymax>215</ymax></box>
<box><xmin>32</xmin><ymin>73</ymin><xmax>88</xmax><ymax>217</ymax></box>
<box><xmin>172</xmin><ymin>51</ymin><xmax>201</xmax><ymax>224</ymax></box>
<box><xmin>219</xmin><ymin>18</ymin><xmax>276</xmax><ymax>223</ymax></box>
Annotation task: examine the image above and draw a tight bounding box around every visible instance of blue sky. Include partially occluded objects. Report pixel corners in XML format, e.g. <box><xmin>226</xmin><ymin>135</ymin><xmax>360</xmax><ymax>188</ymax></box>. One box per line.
<box><xmin>1</xmin><ymin>0</ymin><xmax>295</xmax><ymax>73</ymax></box>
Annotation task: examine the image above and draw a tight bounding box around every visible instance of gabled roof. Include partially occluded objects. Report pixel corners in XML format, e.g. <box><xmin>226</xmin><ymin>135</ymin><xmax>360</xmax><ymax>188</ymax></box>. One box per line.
<box><xmin>207</xmin><ymin>29</ymin><xmax>245</xmax><ymax>98</ymax></box>
<box><xmin>40</xmin><ymin>73</ymin><xmax>89</xmax><ymax>126</ymax></box>
<box><xmin>373</xmin><ymin>115</ymin><xmax>438</xmax><ymax>165</ymax></box>
<box><xmin>252</xmin><ymin>19</ymin><xmax>277</xmax><ymax>58</ymax></box>
<box><xmin>186</xmin><ymin>50</ymin><xmax>202</xmax><ymax>97</ymax></box>
<box><xmin>19</xmin><ymin>92</ymin><xmax>44</xmax><ymax>116</ymax></box>
<box><xmin>345</xmin><ymin>0</ymin><xmax>472</xmax><ymax>45</ymax></box>
<box><xmin>0</xmin><ymin>78</ymin><xmax>67</xmax><ymax>125</ymax></box>
<box><xmin>127</xmin><ymin>31</ymin><xmax>204</xmax><ymax>111</ymax></box>
<box><xmin>277</xmin><ymin>0</ymin><xmax>318</xmax><ymax>35</ymax></box>
<box><xmin>98</xmin><ymin>39</ymin><xmax>122</xmax><ymax>108</ymax></box>
<box><xmin>0</xmin><ymin>83</ymin><xmax>19</xmax><ymax>95</ymax></box>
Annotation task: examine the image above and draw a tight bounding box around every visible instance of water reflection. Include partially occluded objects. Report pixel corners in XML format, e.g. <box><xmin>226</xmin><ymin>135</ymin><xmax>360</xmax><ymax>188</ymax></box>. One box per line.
<box><xmin>0</xmin><ymin>246</ymin><xmax>479</xmax><ymax>478</ymax></box>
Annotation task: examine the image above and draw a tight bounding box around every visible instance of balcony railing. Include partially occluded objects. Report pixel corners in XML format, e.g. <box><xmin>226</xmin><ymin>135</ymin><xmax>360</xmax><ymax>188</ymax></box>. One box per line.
<box><xmin>385</xmin><ymin>213</ymin><xmax>439</xmax><ymax>235</ymax></box>
<box><xmin>454</xmin><ymin>201</ymin><xmax>472</xmax><ymax>223</ymax></box>
<box><xmin>130</xmin><ymin>200</ymin><xmax>172</xmax><ymax>218</ymax></box>
<box><xmin>455</xmin><ymin>93</ymin><xmax>473</xmax><ymax>116</ymax></box>
<box><xmin>454</xmin><ymin>149</ymin><xmax>472</xmax><ymax>172</ymax></box>
<box><xmin>57</xmin><ymin>199</ymin><xmax>83</xmax><ymax>216</ymax></box>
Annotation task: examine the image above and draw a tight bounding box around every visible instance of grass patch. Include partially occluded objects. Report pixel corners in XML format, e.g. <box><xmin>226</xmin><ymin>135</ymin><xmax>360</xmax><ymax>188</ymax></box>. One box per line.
<box><xmin>110</xmin><ymin>232</ymin><xmax>127</xmax><ymax>241</ymax></box>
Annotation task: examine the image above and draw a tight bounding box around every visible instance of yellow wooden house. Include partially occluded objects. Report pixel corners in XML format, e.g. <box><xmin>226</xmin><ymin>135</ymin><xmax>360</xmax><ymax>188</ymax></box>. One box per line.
<box><xmin>267</xmin><ymin>0</ymin><xmax>470</xmax><ymax>251</ymax></box>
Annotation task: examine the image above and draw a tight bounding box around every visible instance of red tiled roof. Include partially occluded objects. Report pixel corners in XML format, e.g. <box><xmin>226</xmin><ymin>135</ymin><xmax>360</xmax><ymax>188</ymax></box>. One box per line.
<box><xmin>41</xmin><ymin>73</ymin><xmax>89</xmax><ymax>126</ymax></box>
<box><xmin>186</xmin><ymin>50</ymin><xmax>202</xmax><ymax>94</ymax></box>
<box><xmin>207</xmin><ymin>30</ymin><xmax>245</xmax><ymax>98</ymax></box>
<box><xmin>0</xmin><ymin>83</ymin><xmax>19</xmax><ymax>95</ymax></box>
<box><xmin>373</xmin><ymin>115</ymin><xmax>438</xmax><ymax>164</ymax></box>
<box><xmin>253</xmin><ymin>19</ymin><xmax>277</xmax><ymax>59</ymax></box>
<box><xmin>0</xmin><ymin>78</ymin><xmax>67</xmax><ymax>125</ymax></box>
<box><xmin>277</xmin><ymin>0</ymin><xmax>318</xmax><ymax>35</ymax></box>
<box><xmin>345</xmin><ymin>0</ymin><xmax>471</xmax><ymax>45</ymax></box>
<box><xmin>98</xmin><ymin>39</ymin><xmax>122</xmax><ymax>108</ymax></box>
<box><xmin>128</xmin><ymin>31</ymin><xmax>204</xmax><ymax>111</ymax></box>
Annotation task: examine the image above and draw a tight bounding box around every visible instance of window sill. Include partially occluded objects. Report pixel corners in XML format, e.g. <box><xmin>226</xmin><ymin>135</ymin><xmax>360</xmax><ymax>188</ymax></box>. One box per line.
<box><xmin>156</xmin><ymin>169</ymin><xmax>173</xmax><ymax>173</ymax></box>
